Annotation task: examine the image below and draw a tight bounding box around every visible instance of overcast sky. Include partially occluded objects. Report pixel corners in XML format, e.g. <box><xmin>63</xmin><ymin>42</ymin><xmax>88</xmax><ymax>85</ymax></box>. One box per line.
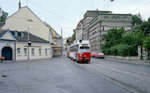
<box><xmin>0</xmin><ymin>0</ymin><xmax>150</xmax><ymax>38</ymax></box>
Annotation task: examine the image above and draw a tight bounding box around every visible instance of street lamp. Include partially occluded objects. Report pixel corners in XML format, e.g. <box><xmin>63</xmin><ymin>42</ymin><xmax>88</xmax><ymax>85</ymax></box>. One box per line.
<box><xmin>27</xmin><ymin>19</ymin><xmax>33</xmax><ymax>60</ymax></box>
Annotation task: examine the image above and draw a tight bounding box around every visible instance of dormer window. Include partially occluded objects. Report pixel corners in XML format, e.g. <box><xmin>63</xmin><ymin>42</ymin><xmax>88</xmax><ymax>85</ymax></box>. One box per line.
<box><xmin>15</xmin><ymin>32</ymin><xmax>18</xmax><ymax>37</ymax></box>
<box><xmin>21</xmin><ymin>32</ymin><xmax>24</xmax><ymax>37</ymax></box>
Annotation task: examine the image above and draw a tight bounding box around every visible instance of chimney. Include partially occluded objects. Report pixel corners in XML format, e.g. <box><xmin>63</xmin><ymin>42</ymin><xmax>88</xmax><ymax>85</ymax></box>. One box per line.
<box><xmin>19</xmin><ymin>0</ymin><xmax>21</xmax><ymax>10</ymax></box>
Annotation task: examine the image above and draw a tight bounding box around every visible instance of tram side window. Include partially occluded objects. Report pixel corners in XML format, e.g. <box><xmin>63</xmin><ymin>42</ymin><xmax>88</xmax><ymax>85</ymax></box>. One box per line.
<box><xmin>75</xmin><ymin>44</ymin><xmax>79</xmax><ymax>52</ymax></box>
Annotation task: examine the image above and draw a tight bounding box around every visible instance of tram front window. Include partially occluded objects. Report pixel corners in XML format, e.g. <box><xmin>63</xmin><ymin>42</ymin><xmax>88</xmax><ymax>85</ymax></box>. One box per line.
<box><xmin>79</xmin><ymin>46</ymin><xmax>90</xmax><ymax>52</ymax></box>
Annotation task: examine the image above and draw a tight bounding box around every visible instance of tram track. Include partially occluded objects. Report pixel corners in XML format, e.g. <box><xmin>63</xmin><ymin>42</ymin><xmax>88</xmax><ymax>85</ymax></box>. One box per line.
<box><xmin>74</xmin><ymin>60</ymin><xmax>149</xmax><ymax>93</ymax></box>
<box><xmin>92</xmin><ymin>60</ymin><xmax>150</xmax><ymax>79</ymax></box>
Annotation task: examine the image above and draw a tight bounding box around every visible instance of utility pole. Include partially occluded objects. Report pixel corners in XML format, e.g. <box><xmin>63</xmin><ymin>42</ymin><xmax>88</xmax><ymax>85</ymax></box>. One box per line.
<box><xmin>61</xmin><ymin>28</ymin><xmax>63</xmax><ymax>56</ymax></box>
<box><xmin>27</xmin><ymin>27</ymin><xmax>30</xmax><ymax>60</ymax></box>
<box><xmin>27</xmin><ymin>19</ymin><xmax>33</xmax><ymax>60</ymax></box>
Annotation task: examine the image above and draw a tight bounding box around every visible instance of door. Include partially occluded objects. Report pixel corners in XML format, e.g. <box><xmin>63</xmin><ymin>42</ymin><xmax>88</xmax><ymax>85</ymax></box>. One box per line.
<box><xmin>2</xmin><ymin>47</ymin><xmax>12</xmax><ymax>60</ymax></box>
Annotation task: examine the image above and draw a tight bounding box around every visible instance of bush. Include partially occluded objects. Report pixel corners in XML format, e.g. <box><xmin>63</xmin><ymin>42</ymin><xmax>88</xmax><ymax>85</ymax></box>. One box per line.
<box><xmin>143</xmin><ymin>36</ymin><xmax>150</xmax><ymax>50</ymax></box>
<box><xmin>117</xmin><ymin>44</ymin><xmax>133</xmax><ymax>56</ymax></box>
<box><xmin>110</xmin><ymin>45</ymin><xmax>118</xmax><ymax>55</ymax></box>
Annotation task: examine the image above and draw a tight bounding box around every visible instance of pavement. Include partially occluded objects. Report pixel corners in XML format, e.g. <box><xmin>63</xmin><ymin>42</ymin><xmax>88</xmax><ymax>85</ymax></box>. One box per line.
<box><xmin>0</xmin><ymin>52</ymin><xmax>150</xmax><ymax>93</ymax></box>
<box><xmin>105</xmin><ymin>57</ymin><xmax>150</xmax><ymax>67</ymax></box>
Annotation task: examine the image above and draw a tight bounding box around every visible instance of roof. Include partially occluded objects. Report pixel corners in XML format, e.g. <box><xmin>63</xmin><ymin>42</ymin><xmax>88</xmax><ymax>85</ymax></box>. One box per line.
<box><xmin>44</xmin><ymin>22</ymin><xmax>61</xmax><ymax>39</ymax></box>
<box><xmin>84</xmin><ymin>10</ymin><xmax>112</xmax><ymax>18</ymax></box>
<box><xmin>89</xmin><ymin>13</ymin><xmax>132</xmax><ymax>27</ymax></box>
<box><xmin>0</xmin><ymin>29</ymin><xmax>49</xmax><ymax>43</ymax></box>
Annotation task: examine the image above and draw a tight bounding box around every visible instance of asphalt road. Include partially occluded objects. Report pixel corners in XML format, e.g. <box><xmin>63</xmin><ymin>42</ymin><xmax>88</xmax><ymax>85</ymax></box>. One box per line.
<box><xmin>0</xmin><ymin>52</ymin><xmax>150</xmax><ymax>93</ymax></box>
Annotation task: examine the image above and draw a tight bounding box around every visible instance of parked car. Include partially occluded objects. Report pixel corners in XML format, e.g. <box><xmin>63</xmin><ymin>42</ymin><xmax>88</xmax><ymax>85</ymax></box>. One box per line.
<box><xmin>91</xmin><ymin>52</ymin><xmax>96</xmax><ymax>58</ymax></box>
<box><xmin>0</xmin><ymin>57</ymin><xmax>5</xmax><ymax>63</ymax></box>
<box><xmin>95</xmin><ymin>52</ymin><xmax>105</xmax><ymax>59</ymax></box>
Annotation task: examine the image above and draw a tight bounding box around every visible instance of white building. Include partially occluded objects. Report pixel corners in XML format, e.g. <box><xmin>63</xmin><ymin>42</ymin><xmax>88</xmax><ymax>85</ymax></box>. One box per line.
<box><xmin>0</xmin><ymin>29</ymin><xmax>51</xmax><ymax>61</ymax></box>
<box><xmin>75</xmin><ymin>19</ymin><xmax>83</xmax><ymax>41</ymax></box>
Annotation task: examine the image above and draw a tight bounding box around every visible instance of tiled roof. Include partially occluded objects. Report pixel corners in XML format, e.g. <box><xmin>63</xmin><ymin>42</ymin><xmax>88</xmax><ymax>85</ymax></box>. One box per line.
<box><xmin>0</xmin><ymin>29</ymin><xmax>49</xmax><ymax>43</ymax></box>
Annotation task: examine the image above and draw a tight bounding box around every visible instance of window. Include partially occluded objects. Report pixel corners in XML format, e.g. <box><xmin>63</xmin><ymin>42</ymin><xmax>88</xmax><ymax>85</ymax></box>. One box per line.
<box><xmin>17</xmin><ymin>48</ymin><xmax>21</xmax><ymax>56</ymax></box>
<box><xmin>39</xmin><ymin>48</ymin><xmax>42</xmax><ymax>56</ymax></box>
<box><xmin>15</xmin><ymin>32</ymin><xmax>18</xmax><ymax>37</ymax></box>
<box><xmin>31</xmin><ymin>48</ymin><xmax>35</xmax><ymax>56</ymax></box>
<box><xmin>45</xmin><ymin>49</ymin><xmax>48</xmax><ymax>56</ymax></box>
<box><xmin>21</xmin><ymin>32</ymin><xmax>24</xmax><ymax>37</ymax></box>
<box><xmin>24</xmin><ymin>48</ymin><xmax>27</xmax><ymax>56</ymax></box>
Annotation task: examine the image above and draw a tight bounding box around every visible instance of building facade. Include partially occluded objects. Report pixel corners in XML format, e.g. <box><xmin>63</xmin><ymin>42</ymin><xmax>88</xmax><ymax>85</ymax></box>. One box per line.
<box><xmin>75</xmin><ymin>10</ymin><xmax>132</xmax><ymax>52</ymax></box>
<box><xmin>89</xmin><ymin>14</ymin><xmax>132</xmax><ymax>52</ymax></box>
<box><xmin>82</xmin><ymin>10</ymin><xmax>112</xmax><ymax>40</ymax></box>
<box><xmin>75</xmin><ymin>19</ymin><xmax>83</xmax><ymax>41</ymax></box>
<box><xmin>0</xmin><ymin>30</ymin><xmax>51</xmax><ymax>61</ymax></box>
<box><xmin>1</xmin><ymin>4</ymin><xmax>53</xmax><ymax>58</ymax></box>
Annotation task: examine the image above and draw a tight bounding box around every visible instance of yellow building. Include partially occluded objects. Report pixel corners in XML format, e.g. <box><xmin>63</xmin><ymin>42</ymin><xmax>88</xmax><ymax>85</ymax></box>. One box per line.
<box><xmin>44</xmin><ymin>23</ymin><xmax>62</xmax><ymax>56</ymax></box>
<box><xmin>0</xmin><ymin>29</ymin><xmax>51</xmax><ymax>61</ymax></box>
<box><xmin>1</xmin><ymin>3</ymin><xmax>53</xmax><ymax>58</ymax></box>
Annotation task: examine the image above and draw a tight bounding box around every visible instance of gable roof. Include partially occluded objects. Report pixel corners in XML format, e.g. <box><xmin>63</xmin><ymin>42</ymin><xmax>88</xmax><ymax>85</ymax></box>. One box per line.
<box><xmin>44</xmin><ymin>22</ymin><xmax>61</xmax><ymax>39</ymax></box>
<box><xmin>0</xmin><ymin>31</ymin><xmax>17</xmax><ymax>41</ymax></box>
<box><xmin>0</xmin><ymin>29</ymin><xmax>49</xmax><ymax>43</ymax></box>
<box><xmin>6</xmin><ymin>6</ymin><xmax>48</xmax><ymax>29</ymax></box>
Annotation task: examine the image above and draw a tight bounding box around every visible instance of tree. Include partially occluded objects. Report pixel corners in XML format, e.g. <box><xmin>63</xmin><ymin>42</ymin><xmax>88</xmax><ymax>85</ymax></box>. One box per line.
<box><xmin>121</xmin><ymin>31</ymin><xmax>145</xmax><ymax>56</ymax></box>
<box><xmin>102</xmin><ymin>28</ymin><xmax>124</xmax><ymax>55</ymax></box>
<box><xmin>141</xmin><ymin>17</ymin><xmax>150</xmax><ymax>36</ymax></box>
<box><xmin>132</xmin><ymin>14</ymin><xmax>142</xmax><ymax>26</ymax></box>
<box><xmin>0</xmin><ymin>8</ymin><xmax>8</xmax><ymax>22</ymax></box>
<box><xmin>143</xmin><ymin>36</ymin><xmax>150</xmax><ymax>51</ymax></box>
<box><xmin>103</xmin><ymin>28</ymin><xmax>124</xmax><ymax>48</ymax></box>
<box><xmin>102</xmin><ymin>28</ymin><xmax>145</xmax><ymax>56</ymax></box>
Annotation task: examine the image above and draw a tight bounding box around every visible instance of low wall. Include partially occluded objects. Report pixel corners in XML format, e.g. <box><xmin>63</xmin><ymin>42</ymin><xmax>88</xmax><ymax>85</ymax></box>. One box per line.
<box><xmin>106</xmin><ymin>55</ymin><xmax>139</xmax><ymax>60</ymax></box>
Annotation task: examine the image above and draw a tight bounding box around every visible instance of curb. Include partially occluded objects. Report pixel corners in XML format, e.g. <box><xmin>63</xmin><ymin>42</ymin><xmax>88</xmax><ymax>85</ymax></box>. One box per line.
<box><xmin>105</xmin><ymin>56</ymin><xmax>150</xmax><ymax>67</ymax></box>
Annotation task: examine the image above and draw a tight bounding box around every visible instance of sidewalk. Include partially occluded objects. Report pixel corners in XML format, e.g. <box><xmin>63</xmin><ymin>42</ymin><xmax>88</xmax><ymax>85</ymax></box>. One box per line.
<box><xmin>106</xmin><ymin>56</ymin><xmax>150</xmax><ymax>67</ymax></box>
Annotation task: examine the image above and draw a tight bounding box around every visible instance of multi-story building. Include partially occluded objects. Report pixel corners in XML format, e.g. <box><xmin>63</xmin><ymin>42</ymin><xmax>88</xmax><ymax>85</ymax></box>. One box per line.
<box><xmin>75</xmin><ymin>19</ymin><xmax>83</xmax><ymax>41</ymax></box>
<box><xmin>75</xmin><ymin>10</ymin><xmax>132</xmax><ymax>52</ymax></box>
<box><xmin>82</xmin><ymin>10</ymin><xmax>112</xmax><ymax>40</ymax></box>
<box><xmin>89</xmin><ymin>13</ymin><xmax>132</xmax><ymax>52</ymax></box>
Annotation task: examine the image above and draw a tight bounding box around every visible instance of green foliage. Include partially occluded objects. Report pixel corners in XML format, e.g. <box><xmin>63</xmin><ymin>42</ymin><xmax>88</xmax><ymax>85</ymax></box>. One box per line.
<box><xmin>110</xmin><ymin>45</ymin><xmax>118</xmax><ymax>55</ymax></box>
<box><xmin>141</xmin><ymin>18</ymin><xmax>150</xmax><ymax>36</ymax></box>
<box><xmin>122</xmin><ymin>31</ymin><xmax>144</xmax><ymax>46</ymax></box>
<box><xmin>102</xmin><ymin>29</ymin><xmax>145</xmax><ymax>56</ymax></box>
<box><xmin>143</xmin><ymin>36</ymin><xmax>150</xmax><ymax>50</ymax></box>
<box><xmin>117</xmin><ymin>44</ymin><xmax>133</xmax><ymax>56</ymax></box>
<box><xmin>0</xmin><ymin>8</ymin><xmax>8</xmax><ymax>22</ymax></box>
<box><xmin>132</xmin><ymin>14</ymin><xmax>142</xmax><ymax>26</ymax></box>
<box><xmin>103</xmin><ymin>28</ymin><xmax>124</xmax><ymax>48</ymax></box>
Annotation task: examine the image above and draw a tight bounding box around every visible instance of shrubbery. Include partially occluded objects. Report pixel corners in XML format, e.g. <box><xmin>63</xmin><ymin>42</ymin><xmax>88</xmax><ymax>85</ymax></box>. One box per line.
<box><xmin>102</xmin><ymin>28</ymin><xmax>145</xmax><ymax>57</ymax></box>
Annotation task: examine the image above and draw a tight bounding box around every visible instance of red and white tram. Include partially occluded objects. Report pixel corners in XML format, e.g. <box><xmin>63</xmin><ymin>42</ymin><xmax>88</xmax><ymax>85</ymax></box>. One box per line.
<box><xmin>67</xmin><ymin>40</ymin><xmax>91</xmax><ymax>63</ymax></box>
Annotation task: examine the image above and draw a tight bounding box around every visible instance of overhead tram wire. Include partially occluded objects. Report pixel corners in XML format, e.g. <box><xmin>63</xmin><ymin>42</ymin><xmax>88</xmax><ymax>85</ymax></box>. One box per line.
<box><xmin>129</xmin><ymin>1</ymin><xmax>150</xmax><ymax>13</ymax></box>
<box><xmin>103</xmin><ymin>2</ymin><xmax>112</xmax><ymax>10</ymax></box>
<box><xmin>28</xmin><ymin>0</ymin><xmax>76</xmax><ymax>24</ymax></box>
